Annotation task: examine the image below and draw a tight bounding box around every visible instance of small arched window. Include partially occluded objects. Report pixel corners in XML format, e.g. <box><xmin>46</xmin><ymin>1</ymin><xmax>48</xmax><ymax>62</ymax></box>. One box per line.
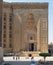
<box><xmin>30</xmin><ymin>36</ymin><xmax>33</xmax><ymax>40</ymax></box>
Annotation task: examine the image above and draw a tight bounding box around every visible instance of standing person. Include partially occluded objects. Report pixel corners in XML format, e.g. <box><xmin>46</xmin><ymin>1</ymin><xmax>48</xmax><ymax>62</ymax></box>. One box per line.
<box><xmin>31</xmin><ymin>56</ymin><xmax>34</xmax><ymax>61</ymax></box>
<box><xmin>31</xmin><ymin>56</ymin><xmax>35</xmax><ymax>65</ymax></box>
<box><xmin>13</xmin><ymin>55</ymin><xmax>15</xmax><ymax>60</ymax></box>
<box><xmin>16</xmin><ymin>55</ymin><xmax>17</xmax><ymax>60</ymax></box>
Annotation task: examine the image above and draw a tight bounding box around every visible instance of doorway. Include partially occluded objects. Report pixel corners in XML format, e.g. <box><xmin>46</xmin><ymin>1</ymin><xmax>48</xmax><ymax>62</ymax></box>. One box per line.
<box><xmin>29</xmin><ymin>43</ymin><xmax>34</xmax><ymax>51</ymax></box>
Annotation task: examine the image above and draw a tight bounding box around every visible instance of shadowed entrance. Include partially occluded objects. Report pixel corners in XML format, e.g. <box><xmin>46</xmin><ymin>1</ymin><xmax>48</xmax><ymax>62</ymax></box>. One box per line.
<box><xmin>29</xmin><ymin>43</ymin><xmax>34</xmax><ymax>51</ymax></box>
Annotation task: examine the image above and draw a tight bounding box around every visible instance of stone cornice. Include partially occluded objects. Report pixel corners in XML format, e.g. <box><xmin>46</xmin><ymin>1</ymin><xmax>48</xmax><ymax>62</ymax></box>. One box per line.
<box><xmin>3</xmin><ymin>2</ymin><xmax>48</xmax><ymax>9</ymax></box>
<box><xmin>3</xmin><ymin>2</ymin><xmax>11</xmax><ymax>8</ymax></box>
<box><xmin>12</xmin><ymin>3</ymin><xmax>48</xmax><ymax>9</ymax></box>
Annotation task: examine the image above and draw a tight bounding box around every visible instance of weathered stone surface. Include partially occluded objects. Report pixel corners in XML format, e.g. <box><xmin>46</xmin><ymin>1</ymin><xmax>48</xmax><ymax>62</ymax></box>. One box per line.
<box><xmin>2</xmin><ymin>2</ymin><xmax>48</xmax><ymax>56</ymax></box>
<box><xmin>0</xmin><ymin>0</ymin><xmax>3</xmax><ymax>61</ymax></box>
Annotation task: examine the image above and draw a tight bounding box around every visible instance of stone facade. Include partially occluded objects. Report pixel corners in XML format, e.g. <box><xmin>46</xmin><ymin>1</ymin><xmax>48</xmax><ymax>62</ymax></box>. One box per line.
<box><xmin>2</xmin><ymin>2</ymin><xmax>48</xmax><ymax>56</ymax></box>
<box><xmin>0</xmin><ymin>0</ymin><xmax>3</xmax><ymax>61</ymax></box>
<box><xmin>0</xmin><ymin>0</ymin><xmax>3</xmax><ymax>47</ymax></box>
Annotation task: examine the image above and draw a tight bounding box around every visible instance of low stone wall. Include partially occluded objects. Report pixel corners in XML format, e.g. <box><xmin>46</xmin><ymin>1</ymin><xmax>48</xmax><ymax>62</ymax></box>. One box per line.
<box><xmin>21</xmin><ymin>51</ymin><xmax>40</xmax><ymax>57</ymax></box>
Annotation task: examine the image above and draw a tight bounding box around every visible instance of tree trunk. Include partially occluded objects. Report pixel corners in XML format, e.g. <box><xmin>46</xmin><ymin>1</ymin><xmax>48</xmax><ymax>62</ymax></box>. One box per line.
<box><xmin>44</xmin><ymin>57</ymin><xmax>46</xmax><ymax>65</ymax></box>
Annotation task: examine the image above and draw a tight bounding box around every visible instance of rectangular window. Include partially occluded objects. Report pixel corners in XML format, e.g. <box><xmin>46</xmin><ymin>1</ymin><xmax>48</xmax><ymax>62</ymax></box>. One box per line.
<box><xmin>3</xmin><ymin>39</ymin><xmax>6</xmax><ymax>42</ymax></box>
<box><xmin>9</xmin><ymin>17</ymin><xmax>12</xmax><ymax>22</ymax></box>
<box><xmin>4</xmin><ymin>13</ymin><xmax>6</xmax><ymax>21</ymax></box>
<box><xmin>3</xmin><ymin>34</ymin><xmax>6</xmax><ymax>38</ymax></box>
<box><xmin>30</xmin><ymin>36</ymin><xmax>33</xmax><ymax>40</ymax></box>
<box><xmin>9</xmin><ymin>43</ymin><xmax>12</xmax><ymax>48</ymax></box>
<box><xmin>4</xmin><ymin>22</ymin><xmax>6</xmax><ymax>24</ymax></box>
<box><xmin>4</xmin><ymin>17</ymin><xmax>6</xmax><ymax>21</ymax></box>
<box><xmin>9</xmin><ymin>34</ymin><xmax>12</xmax><ymax>38</ymax></box>
<box><xmin>3</xmin><ymin>44</ymin><xmax>6</xmax><ymax>48</ymax></box>
<box><xmin>9</xmin><ymin>13</ymin><xmax>12</xmax><ymax>22</ymax></box>
<box><xmin>3</xmin><ymin>25</ymin><xmax>6</xmax><ymax>29</ymax></box>
<box><xmin>9</xmin><ymin>26</ymin><xmax>12</xmax><ymax>30</ymax></box>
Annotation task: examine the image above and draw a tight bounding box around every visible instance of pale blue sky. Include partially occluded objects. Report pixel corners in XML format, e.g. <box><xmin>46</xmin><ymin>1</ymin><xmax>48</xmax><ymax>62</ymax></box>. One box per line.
<box><xmin>3</xmin><ymin>0</ymin><xmax>53</xmax><ymax>43</ymax></box>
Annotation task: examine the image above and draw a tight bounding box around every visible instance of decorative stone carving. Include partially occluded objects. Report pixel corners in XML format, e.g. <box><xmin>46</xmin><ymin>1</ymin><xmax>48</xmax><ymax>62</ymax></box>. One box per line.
<box><xmin>24</xmin><ymin>13</ymin><xmax>37</xmax><ymax>31</ymax></box>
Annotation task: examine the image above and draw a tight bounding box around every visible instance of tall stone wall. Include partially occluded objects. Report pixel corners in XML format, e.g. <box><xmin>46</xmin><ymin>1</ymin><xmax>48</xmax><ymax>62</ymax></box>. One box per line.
<box><xmin>2</xmin><ymin>3</ymin><xmax>48</xmax><ymax>54</ymax></box>
<box><xmin>0</xmin><ymin>0</ymin><xmax>3</xmax><ymax>61</ymax></box>
<box><xmin>0</xmin><ymin>0</ymin><xmax>3</xmax><ymax>47</ymax></box>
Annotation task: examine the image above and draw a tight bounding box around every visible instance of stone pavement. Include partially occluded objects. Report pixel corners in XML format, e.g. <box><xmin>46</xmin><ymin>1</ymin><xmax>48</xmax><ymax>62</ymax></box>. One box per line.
<box><xmin>1</xmin><ymin>61</ymin><xmax>53</xmax><ymax>65</ymax></box>
<box><xmin>39</xmin><ymin>61</ymin><xmax>53</xmax><ymax>65</ymax></box>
